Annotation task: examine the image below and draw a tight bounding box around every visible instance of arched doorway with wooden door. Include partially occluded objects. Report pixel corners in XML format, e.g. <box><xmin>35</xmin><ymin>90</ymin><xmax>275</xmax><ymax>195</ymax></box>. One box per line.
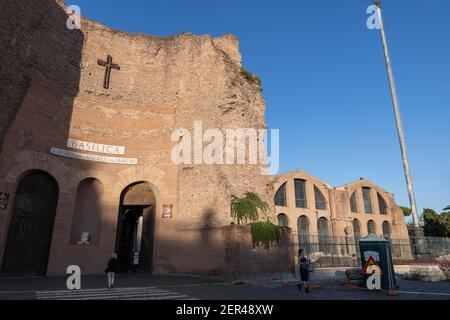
<box><xmin>115</xmin><ymin>181</ymin><xmax>156</xmax><ymax>274</ymax></box>
<box><xmin>1</xmin><ymin>170</ymin><xmax>59</xmax><ymax>276</ymax></box>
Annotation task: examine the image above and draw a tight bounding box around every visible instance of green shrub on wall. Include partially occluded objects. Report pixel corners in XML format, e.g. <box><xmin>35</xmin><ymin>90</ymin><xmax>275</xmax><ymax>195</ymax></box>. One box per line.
<box><xmin>250</xmin><ymin>221</ymin><xmax>280</xmax><ymax>250</ymax></box>
<box><xmin>240</xmin><ymin>67</ymin><xmax>262</xmax><ymax>88</ymax></box>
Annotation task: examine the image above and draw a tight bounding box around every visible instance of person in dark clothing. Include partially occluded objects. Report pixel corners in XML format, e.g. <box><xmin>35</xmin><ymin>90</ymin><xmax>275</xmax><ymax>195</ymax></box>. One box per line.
<box><xmin>105</xmin><ymin>253</ymin><xmax>118</xmax><ymax>289</ymax></box>
<box><xmin>297</xmin><ymin>249</ymin><xmax>311</xmax><ymax>293</ymax></box>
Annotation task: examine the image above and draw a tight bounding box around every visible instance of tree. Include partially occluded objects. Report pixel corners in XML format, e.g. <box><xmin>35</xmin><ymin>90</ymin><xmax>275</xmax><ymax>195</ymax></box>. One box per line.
<box><xmin>230</xmin><ymin>192</ymin><xmax>279</xmax><ymax>250</ymax></box>
<box><xmin>423</xmin><ymin>208</ymin><xmax>450</xmax><ymax>237</ymax></box>
<box><xmin>400</xmin><ymin>206</ymin><xmax>412</xmax><ymax>216</ymax></box>
<box><xmin>230</xmin><ymin>192</ymin><xmax>269</xmax><ymax>225</ymax></box>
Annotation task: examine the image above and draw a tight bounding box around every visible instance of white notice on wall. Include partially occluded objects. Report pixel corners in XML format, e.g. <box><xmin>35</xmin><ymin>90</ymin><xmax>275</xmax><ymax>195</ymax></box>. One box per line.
<box><xmin>50</xmin><ymin>147</ymin><xmax>137</xmax><ymax>165</ymax></box>
<box><xmin>364</xmin><ymin>251</ymin><xmax>380</xmax><ymax>262</ymax></box>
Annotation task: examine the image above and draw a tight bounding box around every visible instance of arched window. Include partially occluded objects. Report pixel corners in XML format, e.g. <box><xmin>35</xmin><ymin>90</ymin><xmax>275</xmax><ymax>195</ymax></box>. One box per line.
<box><xmin>353</xmin><ymin>219</ymin><xmax>361</xmax><ymax>251</ymax></box>
<box><xmin>70</xmin><ymin>178</ymin><xmax>104</xmax><ymax>245</ymax></box>
<box><xmin>294</xmin><ymin>179</ymin><xmax>307</xmax><ymax>208</ymax></box>
<box><xmin>382</xmin><ymin>221</ymin><xmax>391</xmax><ymax>238</ymax></box>
<box><xmin>350</xmin><ymin>191</ymin><xmax>358</xmax><ymax>213</ymax></box>
<box><xmin>277</xmin><ymin>214</ymin><xmax>289</xmax><ymax>227</ymax></box>
<box><xmin>377</xmin><ymin>193</ymin><xmax>388</xmax><ymax>215</ymax></box>
<box><xmin>353</xmin><ymin>219</ymin><xmax>361</xmax><ymax>241</ymax></box>
<box><xmin>274</xmin><ymin>183</ymin><xmax>287</xmax><ymax>206</ymax></box>
<box><xmin>362</xmin><ymin>187</ymin><xmax>373</xmax><ymax>214</ymax></box>
<box><xmin>314</xmin><ymin>186</ymin><xmax>327</xmax><ymax>210</ymax></box>
<box><xmin>317</xmin><ymin>217</ymin><xmax>330</xmax><ymax>253</ymax></box>
<box><xmin>297</xmin><ymin>216</ymin><xmax>311</xmax><ymax>254</ymax></box>
<box><xmin>367</xmin><ymin>220</ymin><xmax>376</xmax><ymax>235</ymax></box>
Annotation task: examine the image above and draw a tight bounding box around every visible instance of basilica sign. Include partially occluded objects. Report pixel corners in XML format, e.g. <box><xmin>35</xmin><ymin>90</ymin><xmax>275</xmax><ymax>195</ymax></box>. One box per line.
<box><xmin>49</xmin><ymin>138</ymin><xmax>137</xmax><ymax>164</ymax></box>
<box><xmin>50</xmin><ymin>147</ymin><xmax>137</xmax><ymax>165</ymax></box>
<box><xmin>67</xmin><ymin>138</ymin><xmax>125</xmax><ymax>155</ymax></box>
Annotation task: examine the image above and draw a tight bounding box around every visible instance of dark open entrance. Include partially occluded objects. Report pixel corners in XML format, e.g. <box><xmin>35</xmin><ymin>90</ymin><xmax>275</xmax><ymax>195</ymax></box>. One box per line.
<box><xmin>1</xmin><ymin>170</ymin><xmax>59</xmax><ymax>276</ymax></box>
<box><xmin>115</xmin><ymin>182</ymin><xmax>155</xmax><ymax>273</ymax></box>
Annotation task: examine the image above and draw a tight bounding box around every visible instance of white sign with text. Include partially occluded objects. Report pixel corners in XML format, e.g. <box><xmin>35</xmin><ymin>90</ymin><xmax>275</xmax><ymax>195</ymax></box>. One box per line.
<box><xmin>67</xmin><ymin>138</ymin><xmax>125</xmax><ymax>155</ymax></box>
<box><xmin>50</xmin><ymin>147</ymin><xmax>137</xmax><ymax>165</ymax></box>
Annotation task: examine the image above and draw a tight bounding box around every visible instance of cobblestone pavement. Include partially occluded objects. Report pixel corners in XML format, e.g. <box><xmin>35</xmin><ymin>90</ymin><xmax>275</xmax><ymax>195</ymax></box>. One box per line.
<box><xmin>0</xmin><ymin>274</ymin><xmax>449</xmax><ymax>300</ymax></box>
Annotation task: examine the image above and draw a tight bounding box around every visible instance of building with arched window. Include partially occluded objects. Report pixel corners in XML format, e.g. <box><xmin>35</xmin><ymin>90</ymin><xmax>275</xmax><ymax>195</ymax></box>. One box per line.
<box><xmin>0</xmin><ymin>1</ymin><xmax>413</xmax><ymax>278</ymax></box>
<box><xmin>274</xmin><ymin>170</ymin><xmax>410</xmax><ymax>250</ymax></box>
<box><xmin>0</xmin><ymin>3</ymin><xmax>280</xmax><ymax>279</ymax></box>
<box><xmin>277</xmin><ymin>214</ymin><xmax>289</xmax><ymax>227</ymax></box>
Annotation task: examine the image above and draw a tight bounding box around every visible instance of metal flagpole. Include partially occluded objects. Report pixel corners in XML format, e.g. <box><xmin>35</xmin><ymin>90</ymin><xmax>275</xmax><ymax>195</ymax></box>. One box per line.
<box><xmin>374</xmin><ymin>0</ymin><xmax>428</xmax><ymax>257</ymax></box>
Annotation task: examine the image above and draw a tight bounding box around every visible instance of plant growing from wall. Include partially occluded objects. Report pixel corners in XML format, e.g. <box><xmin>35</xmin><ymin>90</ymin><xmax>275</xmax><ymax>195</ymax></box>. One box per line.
<box><xmin>230</xmin><ymin>192</ymin><xmax>280</xmax><ymax>250</ymax></box>
<box><xmin>240</xmin><ymin>67</ymin><xmax>262</xmax><ymax>88</ymax></box>
<box><xmin>231</xmin><ymin>192</ymin><xmax>269</xmax><ymax>224</ymax></box>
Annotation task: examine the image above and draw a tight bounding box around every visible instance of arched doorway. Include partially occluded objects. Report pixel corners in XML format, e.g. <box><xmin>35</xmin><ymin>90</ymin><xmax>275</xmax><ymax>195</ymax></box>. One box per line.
<box><xmin>115</xmin><ymin>181</ymin><xmax>155</xmax><ymax>273</ymax></box>
<box><xmin>1</xmin><ymin>170</ymin><xmax>59</xmax><ymax>276</ymax></box>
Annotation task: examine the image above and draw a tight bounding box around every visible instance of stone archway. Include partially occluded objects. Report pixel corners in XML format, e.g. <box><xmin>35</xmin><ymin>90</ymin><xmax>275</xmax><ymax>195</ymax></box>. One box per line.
<box><xmin>115</xmin><ymin>181</ymin><xmax>156</xmax><ymax>273</ymax></box>
<box><xmin>1</xmin><ymin>170</ymin><xmax>59</xmax><ymax>276</ymax></box>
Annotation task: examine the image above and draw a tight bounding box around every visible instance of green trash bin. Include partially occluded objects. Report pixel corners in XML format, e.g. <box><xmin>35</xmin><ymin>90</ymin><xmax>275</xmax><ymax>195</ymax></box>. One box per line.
<box><xmin>359</xmin><ymin>234</ymin><xmax>397</xmax><ymax>291</ymax></box>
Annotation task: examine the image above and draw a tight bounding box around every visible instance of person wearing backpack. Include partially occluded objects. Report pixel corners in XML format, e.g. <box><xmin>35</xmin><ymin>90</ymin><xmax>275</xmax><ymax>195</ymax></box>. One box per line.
<box><xmin>297</xmin><ymin>248</ymin><xmax>311</xmax><ymax>293</ymax></box>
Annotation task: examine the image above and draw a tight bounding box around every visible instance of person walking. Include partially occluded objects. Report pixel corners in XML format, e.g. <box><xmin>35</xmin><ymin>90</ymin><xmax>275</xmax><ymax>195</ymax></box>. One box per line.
<box><xmin>297</xmin><ymin>249</ymin><xmax>311</xmax><ymax>293</ymax></box>
<box><xmin>105</xmin><ymin>253</ymin><xmax>118</xmax><ymax>289</ymax></box>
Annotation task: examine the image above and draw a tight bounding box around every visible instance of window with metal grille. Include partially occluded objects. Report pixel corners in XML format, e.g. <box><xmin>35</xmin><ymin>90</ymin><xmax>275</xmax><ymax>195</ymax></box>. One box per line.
<box><xmin>274</xmin><ymin>183</ymin><xmax>287</xmax><ymax>206</ymax></box>
<box><xmin>297</xmin><ymin>216</ymin><xmax>310</xmax><ymax>253</ymax></box>
<box><xmin>353</xmin><ymin>219</ymin><xmax>361</xmax><ymax>240</ymax></box>
<box><xmin>314</xmin><ymin>186</ymin><xmax>327</xmax><ymax>210</ymax></box>
<box><xmin>353</xmin><ymin>219</ymin><xmax>361</xmax><ymax>250</ymax></box>
<box><xmin>367</xmin><ymin>220</ymin><xmax>376</xmax><ymax>234</ymax></box>
<box><xmin>294</xmin><ymin>179</ymin><xmax>307</xmax><ymax>208</ymax></box>
<box><xmin>377</xmin><ymin>193</ymin><xmax>388</xmax><ymax>215</ymax></box>
<box><xmin>382</xmin><ymin>221</ymin><xmax>391</xmax><ymax>238</ymax></box>
<box><xmin>350</xmin><ymin>191</ymin><xmax>358</xmax><ymax>213</ymax></box>
<box><xmin>317</xmin><ymin>217</ymin><xmax>330</xmax><ymax>252</ymax></box>
<box><xmin>277</xmin><ymin>214</ymin><xmax>289</xmax><ymax>227</ymax></box>
<box><xmin>362</xmin><ymin>187</ymin><xmax>373</xmax><ymax>214</ymax></box>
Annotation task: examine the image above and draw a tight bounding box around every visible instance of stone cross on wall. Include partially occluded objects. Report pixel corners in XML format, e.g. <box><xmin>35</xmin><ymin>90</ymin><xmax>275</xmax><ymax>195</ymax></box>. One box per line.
<box><xmin>97</xmin><ymin>54</ymin><xmax>120</xmax><ymax>89</ymax></box>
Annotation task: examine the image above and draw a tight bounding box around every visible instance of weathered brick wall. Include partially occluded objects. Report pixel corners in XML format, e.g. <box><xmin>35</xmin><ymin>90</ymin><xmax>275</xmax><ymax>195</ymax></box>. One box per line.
<box><xmin>0</xmin><ymin>0</ymin><xmax>276</xmax><ymax>277</ymax></box>
<box><xmin>76</xmin><ymin>20</ymin><xmax>275</xmax><ymax>229</ymax></box>
<box><xmin>223</xmin><ymin>225</ymin><xmax>295</xmax><ymax>281</ymax></box>
<box><xmin>136</xmin><ymin>225</ymin><xmax>294</xmax><ymax>281</ymax></box>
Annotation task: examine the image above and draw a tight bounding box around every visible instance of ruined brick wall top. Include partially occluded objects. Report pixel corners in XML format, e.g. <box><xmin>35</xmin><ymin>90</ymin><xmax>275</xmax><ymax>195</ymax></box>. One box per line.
<box><xmin>0</xmin><ymin>0</ymin><xmax>84</xmax><ymax>151</ymax></box>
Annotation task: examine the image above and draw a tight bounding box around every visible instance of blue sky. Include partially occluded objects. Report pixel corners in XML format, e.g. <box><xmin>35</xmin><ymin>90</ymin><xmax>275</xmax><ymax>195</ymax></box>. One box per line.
<box><xmin>70</xmin><ymin>0</ymin><xmax>450</xmax><ymax>213</ymax></box>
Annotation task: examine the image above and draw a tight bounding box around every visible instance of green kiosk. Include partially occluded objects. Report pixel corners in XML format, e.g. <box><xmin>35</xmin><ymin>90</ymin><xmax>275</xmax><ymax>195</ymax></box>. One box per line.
<box><xmin>359</xmin><ymin>234</ymin><xmax>397</xmax><ymax>291</ymax></box>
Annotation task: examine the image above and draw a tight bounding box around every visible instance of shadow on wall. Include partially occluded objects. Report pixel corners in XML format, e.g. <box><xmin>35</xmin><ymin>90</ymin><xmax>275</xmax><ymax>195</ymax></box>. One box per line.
<box><xmin>0</xmin><ymin>0</ymin><xmax>84</xmax><ymax>276</ymax></box>
<box><xmin>48</xmin><ymin>213</ymin><xmax>295</xmax><ymax>282</ymax></box>
<box><xmin>0</xmin><ymin>0</ymin><xmax>83</xmax><ymax>151</ymax></box>
<box><xmin>0</xmin><ymin>1</ymin><xmax>292</xmax><ymax>281</ymax></box>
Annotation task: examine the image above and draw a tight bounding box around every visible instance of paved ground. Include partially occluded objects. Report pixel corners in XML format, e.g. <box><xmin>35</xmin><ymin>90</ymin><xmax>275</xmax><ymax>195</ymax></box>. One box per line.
<box><xmin>0</xmin><ymin>274</ymin><xmax>449</xmax><ymax>300</ymax></box>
